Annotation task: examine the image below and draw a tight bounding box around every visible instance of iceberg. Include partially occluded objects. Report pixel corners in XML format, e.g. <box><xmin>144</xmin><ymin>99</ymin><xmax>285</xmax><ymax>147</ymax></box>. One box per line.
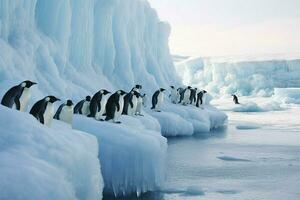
<box><xmin>176</xmin><ymin>57</ymin><xmax>300</xmax><ymax>96</ymax></box>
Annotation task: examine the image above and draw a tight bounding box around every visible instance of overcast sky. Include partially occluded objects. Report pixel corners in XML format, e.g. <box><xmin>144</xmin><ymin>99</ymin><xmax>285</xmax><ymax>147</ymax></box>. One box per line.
<box><xmin>148</xmin><ymin>0</ymin><xmax>300</xmax><ymax>57</ymax></box>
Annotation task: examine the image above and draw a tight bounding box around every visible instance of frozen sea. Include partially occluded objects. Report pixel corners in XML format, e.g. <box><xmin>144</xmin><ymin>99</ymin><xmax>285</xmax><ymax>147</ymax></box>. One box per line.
<box><xmin>105</xmin><ymin>99</ymin><xmax>300</xmax><ymax>200</ymax></box>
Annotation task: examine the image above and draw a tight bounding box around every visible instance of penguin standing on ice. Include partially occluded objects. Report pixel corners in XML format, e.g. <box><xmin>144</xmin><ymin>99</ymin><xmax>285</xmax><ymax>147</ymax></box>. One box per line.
<box><xmin>74</xmin><ymin>96</ymin><xmax>91</xmax><ymax>116</ymax></box>
<box><xmin>30</xmin><ymin>96</ymin><xmax>60</xmax><ymax>127</ymax></box>
<box><xmin>189</xmin><ymin>87</ymin><xmax>198</xmax><ymax>105</ymax></box>
<box><xmin>169</xmin><ymin>86</ymin><xmax>179</xmax><ymax>104</ymax></box>
<box><xmin>88</xmin><ymin>89</ymin><xmax>110</xmax><ymax>120</ymax></box>
<box><xmin>105</xmin><ymin>90</ymin><xmax>127</xmax><ymax>123</ymax></box>
<box><xmin>133</xmin><ymin>85</ymin><xmax>142</xmax><ymax>115</ymax></box>
<box><xmin>54</xmin><ymin>100</ymin><xmax>74</xmax><ymax>124</ymax></box>
<box><xmin>135</xmin><ymin>92</ymin><xmax>144</xmax><ymax>116</ymax></box>
<box><xmin>122</xmin><ymin>90</ymin><xmax>139</xmax><ymax>116</ymax></box>
<box><xmin>1</xmin><ymin>80</ymin><xmax>37</xmax><ymax>111</ymax></box>
<box><xmin>196</xmin><ymin>90</ymin><xmax>207</xmax><ymax>107</ymax></box>
<box><xmin>179</xmin><ymin>86</ymin><xmax>192</xmax><ymax>105</ymax></box>
<box><xmin>151</xmin><ymin>88</ymin><xmax>165</xmax><ymax>112</ymax></box>
<box><xmin>232</xmin><ymin>94</ymin><xmax>240</xmax><ymax>104</ymax></box>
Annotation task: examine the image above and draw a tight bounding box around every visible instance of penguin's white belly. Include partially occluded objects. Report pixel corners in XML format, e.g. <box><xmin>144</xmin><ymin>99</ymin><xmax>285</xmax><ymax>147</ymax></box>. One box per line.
<box><xmin>128</xmin><ymin>96</ymin><xmax>138</xmax><ymax>116</ymax></box>
<box><xmin>202</xmin><ymin>94</ymin><xmax>207</xmax><ymax>105</ymax></box>
<box><xmin>114</xmin><ymin>98</ymin><xmax>124</xmax><ymax>120</ymax></box>
<box><xmin>82</xmin><ymin>101</ymin><xmax>90</xmax><ymax>116</ymax></box>
<box><xmin>44</xmin><ymin>103</ymin><xmax>54</xmax><ymax>127</ymax></box>
<box><xmin>156</xmin><ymin>93</ymin><xmax>164</xmax><ymax>109</ymax></box>
<box><xmin>95</xmin><ymin>99</ymin><xmax>107</xmax><ymax>120</ymax></box>
<box><xmin>19</xmin><ymin>89</ymin><xmax>31</xmax><ymax>112</ymax></box>
<box><xmin>59</xmin><ymin>106</ymin><xmax>73</xmax><ymax>124</ymax></box>
<box><xmin>183</xmin><ymin>90</ymin><xmax>191</xmax><ymax>104</ymax></box>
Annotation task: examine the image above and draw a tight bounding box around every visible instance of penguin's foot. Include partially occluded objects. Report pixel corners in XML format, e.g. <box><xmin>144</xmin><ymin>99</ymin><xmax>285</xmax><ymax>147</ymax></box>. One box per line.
<box><xmin>99</xmin><ymin>119</ymin><xmax>104</xmax><ymax>121</ymax></box>
<box><xmin>156</xmin><ymin>110</ymin><xmax>161</xmax><ymax>112</ymax></box>
<box><xmin>114</xmin><ymin>121</ymin><xmax>121</xmax><ymax>124</ymax></box>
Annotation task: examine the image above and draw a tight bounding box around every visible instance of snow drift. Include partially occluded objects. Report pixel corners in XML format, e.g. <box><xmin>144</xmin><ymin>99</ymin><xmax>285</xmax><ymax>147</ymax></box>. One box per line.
<box><xmin>0</xmin><ymin>105</ymin><xmax>103</xmax><ymax>200</ymax></box>
<box><xmin>176</xmin><ymin>57</ymin><xmax>300</xmax><ymax>96</ymax></box>
<box><xmin>274</xmin><ymin>88</ymin><xmax>300</xmax><ymax>104</ymax></box>
<box><xmin>149</xmin><ymin>102</ymin><xmax>227</xmax><ymax>137</ymax></box>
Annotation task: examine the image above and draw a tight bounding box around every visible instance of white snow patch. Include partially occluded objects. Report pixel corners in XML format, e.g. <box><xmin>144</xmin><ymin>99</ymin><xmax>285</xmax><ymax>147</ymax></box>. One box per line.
<box><xmin>0</xmin><ymin>105</ymin><xmax>103</xmax><ymax>200</ymax></box>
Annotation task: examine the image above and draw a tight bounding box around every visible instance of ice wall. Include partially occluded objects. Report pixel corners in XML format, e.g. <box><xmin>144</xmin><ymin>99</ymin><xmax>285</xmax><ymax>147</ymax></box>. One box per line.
<box><xmin>176</xmin><ymin>57</ymin><xmax>300</xmax><ymax>96</ymax></box>
<box><xmin>0</xmin><ymin>0</ymin><xmax>179</xmax><ymax>100</ymax></box>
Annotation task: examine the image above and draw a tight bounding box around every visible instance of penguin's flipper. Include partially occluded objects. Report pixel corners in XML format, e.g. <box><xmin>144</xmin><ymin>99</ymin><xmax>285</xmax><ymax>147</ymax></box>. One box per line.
<box><xmin>38</xmin><ymin>112</ymin><xmax>44</xmax><ymax>124</ymax></box>
<box><xmin>54</xmin><ymin>104</ymin><xmax>64</xmax><ymax>120</ymax></box>
<box><xmin>14</xmin><ymin>98</ymin><xmax>21</xmax><ymax>110</ymax></box>
<box><xmin>97</xmin><ymin>100</ymin><xmax>101</xmax><ymax>112</ymax></box>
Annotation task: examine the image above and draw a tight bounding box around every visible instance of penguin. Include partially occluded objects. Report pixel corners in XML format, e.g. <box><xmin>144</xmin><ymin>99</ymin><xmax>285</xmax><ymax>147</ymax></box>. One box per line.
<box><xmin>74</xmin><ymin>96</ymin><xmax>91</xmax><ymax>116</ymax></box>
<box><xmin>169</xmin><ymin>86</ymin><xmax>179</xmax><ymax>104</ymax></box>
<box><xmin>122</xmin><ymin>90</ymin><xmax>139</xmax><ymax>116</ymax></box>
<box><xmin>30</xmin><ymin>95</ymin><xmax>60</xmax><ymax>127</ymax></box>
<box><xmin>177</xmin><ymin>87</ymin><xmax>184</xmax><ymax>103</ymax></box>
<box><xmin>105</xmin><ymin>90</ymin><xmax>127</xmax><ymax>123</ymax></box>
<box><xmin>189</xmin><ymin>88</ymin><xmax>198</xmax><ymax>105</ymax></box>
<box><xmin>54</xmin><ymin>100</ymin><xmax>74</xmax><ymax>124</ymax></box>
<box><xmin>232</xmin><ymin>94</ymin><xmax>240</xmax><ymax>104</ymax></box>
<box><xmin>196</xmin><ymin>90</ymin><xmax>207</xmax><ymax>107</ymax></box>
<box><xmin>1</xmin><ymin>80</ymin><xmax>37</xmax><ymax>111</ymax></box>
<box><xmin>133</xmin><ymin>85</ymin><xmax>143</xmax><ymax>115</ymax></box>
<box><xmin>135</xmin><ymin>92</ymin><xmax>144</xmax><ymax>116</ymax></box>
<box><xmin>151</xmin><ymin>88</ymin><xmax>165</xmax><ymax>112</ymax></box>
<box><xmin>88</xmin><ymin>89</ymin><xmax>110</xmax><ymax>120</ymax></box>
<box><xmin>179</xmin><ymin>86</ymin><xmax>192</xmax><ymax>105</ymax></box>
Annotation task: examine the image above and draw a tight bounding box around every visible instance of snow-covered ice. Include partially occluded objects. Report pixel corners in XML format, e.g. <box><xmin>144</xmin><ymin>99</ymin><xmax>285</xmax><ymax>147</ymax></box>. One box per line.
<box><xmin>72</xmin><ymin>114</ymin><xmax>167</xmax><ymax>197</ymax></box>
<box><xmin>148</xmin><ymin>102</ymin><xmax>227</xmax><ymax>137</ymax></box>
<box><xmin>0</xmin><ymin>105</ymin><xmax>103</xmax><ymax>200</ymax></box>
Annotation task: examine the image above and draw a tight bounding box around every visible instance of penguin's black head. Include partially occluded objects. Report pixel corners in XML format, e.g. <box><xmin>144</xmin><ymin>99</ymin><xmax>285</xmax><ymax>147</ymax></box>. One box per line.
<box><xmin>160</xmin><ymin>88</ymin><xmax>166</xmax><ymax>92</ymax></box>
<box><xmin>66</xmin><ymin>100</ymin><xmax>73</xmax><ymax>106</ymax></box>
<box><xmin>117</xmin><ymin>90</ymin><xmax>127</xmax><ymax>96</ymax></box>
<box><xmin>101</xmin><ymin>89</ymin><xmax>111</xmax><ymax>95</ymax></box>
<box><xmin>170</xmin><ymin>86</ymin><xmax>174</xmax><ymax>89</ymax></box>
<box><xmin>85</xmin><ymin>96</ymin><xmax>91</xmax><ymax>101</ymax></box>
<box><xmin>135</xmin><ymin>85</ymin><xmax>142</xmax><ymax>89</ymax></box>
<box><xmin>45</xmin><ymin>96</ymin><xmax>60</xmax><ymax>103</ymax></box>
<box><xmin>203</xmin><ymin>90</ymin><xmax>207</xmax><ymax>93</ymax></box>
<box><xmin>21</xmin><ymin>80</ymin><xmax>37</xmax><ymax>88</ymax></box>
<box><xmin>187</xmin><ymin>86</ymin><xmax>192</xmax><ymax>89</ymax></box>
<box><xmin>195</xmin><ymin>88</ymin><xmax>198</xmax><ymax>90</ymax></box>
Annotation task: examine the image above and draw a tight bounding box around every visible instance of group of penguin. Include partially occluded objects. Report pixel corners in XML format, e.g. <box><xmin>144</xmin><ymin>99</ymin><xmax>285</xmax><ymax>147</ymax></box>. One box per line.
<box><xmin>0</xmin><ymin>81</ymin><xmax>166</xmax><ymax>127</ymax></box>
<box><xmin>1</xmin><ymin>80</ymin><xmax>240</xmax><ymax>128</ymax></box>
